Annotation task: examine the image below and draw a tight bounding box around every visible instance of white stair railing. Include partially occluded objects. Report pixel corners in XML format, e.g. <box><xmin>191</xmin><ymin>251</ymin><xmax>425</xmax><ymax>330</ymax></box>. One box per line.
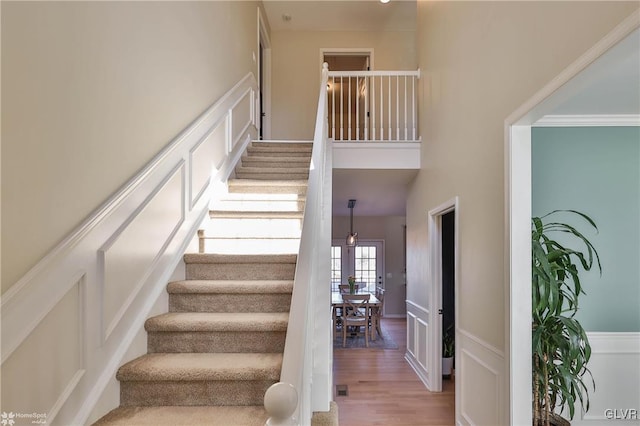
<box><xmin>327</xmin><ymin>69</ymin><xmax>420</xmax><ymax>142</ymax></box>
<box><xmin>264</xmin><ymin>63</ymin><xmax>332</xmax><ymax>425</ymax></box>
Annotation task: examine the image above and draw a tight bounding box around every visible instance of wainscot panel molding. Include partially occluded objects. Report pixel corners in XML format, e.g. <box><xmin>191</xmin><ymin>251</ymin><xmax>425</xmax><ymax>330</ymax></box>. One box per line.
<box><xmin>458</xmin><ymin>328</ymin><xmax>506</xmax><ymax>426</ymax></box>
<box><xmin>406</xmin><ymin>300</ymin><xmax>431</xmax><ymax>389</ymax></box>
<box><xmin>561</xmin><ymin>332</ymin><xmax>640</xmax><ymax>425</ymax></box>
<box><xmin>0</xmin><ymin>73</ymin><xmax>259</xmax><ymax>426</ymax></box>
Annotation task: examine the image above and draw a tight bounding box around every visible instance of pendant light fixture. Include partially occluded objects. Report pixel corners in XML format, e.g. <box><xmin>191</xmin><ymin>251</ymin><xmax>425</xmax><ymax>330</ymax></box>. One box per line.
<box><xmin>346</xmin><ymin>199</ymin><xmax>358</xmax><ymax>246</ymax></box>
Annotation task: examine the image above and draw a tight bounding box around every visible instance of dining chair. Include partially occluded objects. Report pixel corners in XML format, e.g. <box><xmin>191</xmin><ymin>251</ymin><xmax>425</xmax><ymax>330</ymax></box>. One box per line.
<box><xmin>341</xmin><ymin>294</ymin><xmax>371</xmax><ymax>347</ymax></box>
<box><xmin>372</xmin><ymin>287</ymin><xmax>385</xmax><ymax>339</ymax></box>
<box><xmin>339</xmin><ymin>284</ymin><xmax>350</xmax><ymax>294</ymax></box>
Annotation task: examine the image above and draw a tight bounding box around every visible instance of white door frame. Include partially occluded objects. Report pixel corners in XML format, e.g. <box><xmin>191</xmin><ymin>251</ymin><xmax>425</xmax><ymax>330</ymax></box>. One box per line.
<box><xmin>505</xmin><ymin>12</ymin><xmax>639</xmax><ymax>425</ymax></box>
<box><xmin>257</xmin><ymin>7</ymin><xmax>272</xmax><ymax>139</ymax></box>
<box><xmin>319</xmin><ymin>48</ymin><xmax>375</xmax><ymax>71</ymax></box>
<box><xmin>428</xmin><ymin>197</ymin><xmax>459</xmax><ymax>397</ymax></box>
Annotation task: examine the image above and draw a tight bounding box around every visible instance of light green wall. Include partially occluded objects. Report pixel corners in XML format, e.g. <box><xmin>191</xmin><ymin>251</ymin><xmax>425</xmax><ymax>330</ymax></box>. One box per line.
<box><xmin>532</xmin><ymin>127</ymin><xmax>640</xmax><ymax>332</ymax></box>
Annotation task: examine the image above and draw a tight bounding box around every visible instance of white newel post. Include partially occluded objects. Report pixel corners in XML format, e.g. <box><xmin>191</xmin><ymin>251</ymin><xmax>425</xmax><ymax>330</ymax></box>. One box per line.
<box><xmin>264</xmin><ymin>382</ymin><xmax>298</xmax><ymax>426</ymax></box>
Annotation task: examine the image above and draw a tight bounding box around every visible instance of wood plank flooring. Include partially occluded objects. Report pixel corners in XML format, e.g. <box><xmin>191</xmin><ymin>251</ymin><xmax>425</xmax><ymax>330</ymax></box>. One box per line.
<box><xmin>333</xmin><ymin>318</ymin><xmax>455</xmax><ymax>425</ymax></box>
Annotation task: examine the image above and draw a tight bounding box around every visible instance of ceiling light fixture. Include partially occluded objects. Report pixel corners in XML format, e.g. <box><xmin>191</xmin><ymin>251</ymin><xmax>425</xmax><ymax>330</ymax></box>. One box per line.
<box><xmin>346</xmin><ymin>199</ymin><xmax>358</xmax><ymax>247</ymax></box>
<box><xmin>380</xmin><ymin>0</ymin><xmax>390</xmax><ymax>4</ymax></box>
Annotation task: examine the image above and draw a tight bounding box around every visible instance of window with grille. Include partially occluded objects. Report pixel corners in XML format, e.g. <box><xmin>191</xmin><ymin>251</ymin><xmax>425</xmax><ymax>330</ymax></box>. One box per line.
<box><xmin>331</xmin><ymin>246</ymin><xmax>342</xmax><ymax>293</ymax></box>
<box><xmin>355</xmin><ymin>245</ymin><xmax>377</xmax><ymax>293</ymax></box>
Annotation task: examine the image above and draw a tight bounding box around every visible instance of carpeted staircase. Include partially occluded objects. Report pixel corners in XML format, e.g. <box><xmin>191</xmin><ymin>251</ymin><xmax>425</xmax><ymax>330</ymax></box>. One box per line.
<box><xmin>94</xmin><ymin>141</ymin><xmax>311</xmax><ymax>425</ymax></box>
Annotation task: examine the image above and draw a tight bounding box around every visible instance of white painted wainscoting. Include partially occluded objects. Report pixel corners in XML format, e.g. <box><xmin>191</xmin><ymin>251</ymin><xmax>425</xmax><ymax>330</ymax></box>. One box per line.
<box><xmin>405</xmin><ymin>300</ymin><xmax>432</xmax><ymax>389</ymax></box>
<box><xmin>561</xmin><ymin>332</ymin><xmax>640</xmax><ymax>425</ymax></box>
<box><xmin>0</xmin><ymin>73</ymin><xmax>259</xmax><ymax>425</ymax></box>
<box><xmin>405</xmin><ymin>300</ymin><xmax>507</xmax><ymax>425</ymax></box>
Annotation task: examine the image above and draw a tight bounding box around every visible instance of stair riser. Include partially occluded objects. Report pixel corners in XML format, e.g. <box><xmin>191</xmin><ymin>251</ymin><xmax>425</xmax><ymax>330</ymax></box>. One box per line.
<box><xmin>251</xmin><ymin>142</ymin><xmax>312</xmax><ymax>149</ymax></box>
<box><xmin>241</xmin><ymin>160</ymin><xmax>311</xmax><ymax>168</ymax></box>
<box><xmin>169</xmin><ymin>293</ymin><xmax>292</xmax><ymax>313</ymax></box>
<box><xmin>147</xmin><ymin>331</ymin><xmax>286</xmax><ymax>353</ymax></box>
<box><xmin>246</xmin><ymin>149</ymin><xmax>311</xmax><ymax>157</ymax></box>
<box><xmin>236</xmin><ymin>166</ymin><xmax>310</xmax><ymax>174</ymax></box>
<box><xmin>203</xmin><ymin>218</ymin><xmax>302</xmax><ymax>237</ymax></box>
<box><xmin>211</xmin><ymin>200</ymin><xmax>306</xmax><ymax>213</ymax></box>
<box><xmin>186</xmin><ymin>263</ymin><xmax>295</xmax><ymax>280</ymax></box>
<box><xmin>120</xmin><ymin>380</ymin><xmax>276</xmax><ymax>406</ymax></box>
<box><xmin>228</xmin><ymin>185</ymin><xmax>307</xmax><ymax>195</ymax></box>
<box><xmin>236</xmin><ymin>173</ymin><xmax>309</xmax><ymax>180</ymax></box>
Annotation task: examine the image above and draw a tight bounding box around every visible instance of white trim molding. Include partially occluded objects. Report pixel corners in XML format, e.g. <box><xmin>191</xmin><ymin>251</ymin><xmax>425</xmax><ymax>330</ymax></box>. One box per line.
<box><xmin>560</xmin><ymin>332</ymin><xmax>640</xmax><ymax>425</ymax></box>
<box><xmin>1</xmin><ymin>72</ymin><xmax>259</xmax><ymax>426</ymax></box>
<box><xmin>535</xmin><ymin>114</ymin><xmax>640</xmax><ymax>127</ymax></box>
<box><xmin>505</xmin><ymin>10</ymin><xmax>640</xmax><ymax>426</ymax></box>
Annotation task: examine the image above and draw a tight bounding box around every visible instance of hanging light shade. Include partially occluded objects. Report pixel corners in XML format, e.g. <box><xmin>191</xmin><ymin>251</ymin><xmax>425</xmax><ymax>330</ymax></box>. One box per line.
<box><xmin>346</xmin><ymin>199</ymin><xmax>358</xmax><ymax>246</ymax></box>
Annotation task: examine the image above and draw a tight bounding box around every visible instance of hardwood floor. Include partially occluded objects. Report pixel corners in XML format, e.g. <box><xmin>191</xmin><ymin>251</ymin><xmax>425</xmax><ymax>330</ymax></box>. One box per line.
<box><xmin>333</xmin><ymin>318</ymin><xmax>455</xmax><ymax>425</ymax></box>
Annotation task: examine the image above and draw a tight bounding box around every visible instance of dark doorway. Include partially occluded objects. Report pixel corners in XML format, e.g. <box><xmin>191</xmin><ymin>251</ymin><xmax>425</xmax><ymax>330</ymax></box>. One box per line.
<box><xmin>441</xmin><ymin>210</ymin><xmax>455</xmax><ymax>365</ymax></box>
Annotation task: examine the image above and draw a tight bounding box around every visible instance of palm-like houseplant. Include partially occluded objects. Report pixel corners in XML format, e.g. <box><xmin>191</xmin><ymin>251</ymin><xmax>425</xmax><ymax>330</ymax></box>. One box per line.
<box><xmin>532</xmin><ymin>210</ymin><xmax>601</xmax><ymax>426</ymax></box>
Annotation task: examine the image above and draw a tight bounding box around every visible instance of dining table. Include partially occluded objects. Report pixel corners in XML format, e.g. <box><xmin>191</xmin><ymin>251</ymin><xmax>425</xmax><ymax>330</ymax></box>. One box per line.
<box><xmin>331</xmin><ymin>292</ymin><xmax>382</xmax><ymax>341</ymax></box>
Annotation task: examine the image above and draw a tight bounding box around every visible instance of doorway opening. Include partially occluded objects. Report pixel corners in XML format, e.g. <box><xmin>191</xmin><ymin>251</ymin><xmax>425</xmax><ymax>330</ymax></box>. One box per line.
<box><xmin>257</xmin><ymin>8</ymin><xmax>271</xmax><ymax>139</ymax></box>
<box><xmin>506</xmin><ymin>15</ymin><xmax>639</xmax><ymax>425</ymax></box>
<box><xmin>428</xmin><ymin>197</ymin><xmax>459</xmax><ymax>413</ymax></box>
<box><xmin>321</xmin><ymin>49</ymin><xmax>373</xmax><ymax>141</ymax></box>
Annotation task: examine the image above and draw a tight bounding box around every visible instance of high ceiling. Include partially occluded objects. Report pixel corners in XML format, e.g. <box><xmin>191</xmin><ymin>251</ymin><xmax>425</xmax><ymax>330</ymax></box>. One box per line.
<box><xmin>263</xmin><ymin>0</ymin><xmax>417</xmax><ymax>32</ymax></box>
<box><xmin>262</xmin><ymin>4</ymin><xmax>639</xmax><ymax>218</ymax></box>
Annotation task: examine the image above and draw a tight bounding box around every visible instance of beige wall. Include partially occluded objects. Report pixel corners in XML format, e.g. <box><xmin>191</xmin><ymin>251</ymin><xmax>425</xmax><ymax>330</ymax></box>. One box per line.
<box><xmin>1</xmin><ymin>1</ymin><xmax>261</xmax><ymax>293</ymax></box>
<box><xmin>271</xmin><ymin>30</ymin><xmax>416</xmax><ymax>140</ymax></box>
<box><xmin>332</xmin><ymin>215</ymin><xmax>406</xmax><ymax>316</ymax></box>
<box><xmin>408</xmin><ymin>1</ymin><xmax>638</xmax><ymax>421</ymax></box>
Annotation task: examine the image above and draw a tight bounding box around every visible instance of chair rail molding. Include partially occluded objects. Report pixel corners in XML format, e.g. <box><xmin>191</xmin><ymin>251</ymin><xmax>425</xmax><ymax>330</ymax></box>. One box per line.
<box><xmin>1</xmin><ymin>72</ymin><xmax>259</xmax><ymax>426</ymax></box>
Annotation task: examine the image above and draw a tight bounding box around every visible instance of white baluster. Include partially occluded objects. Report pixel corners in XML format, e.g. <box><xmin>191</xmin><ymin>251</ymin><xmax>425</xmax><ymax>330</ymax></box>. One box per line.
<box><xmin>388</xmin><ymin>75</ymin><xmax>391</xmax><ymax>142</ymax></box>
<box><xmin>412</xmin><ymin>76</ymin><xmax>416</xmax><ymax>140</ymax></box>
<box><xmin>396</xmin><ymin>75</ymin><xmax>400</xmax><ymax>141</ymax></box>
<box><xmin>348</xmin><ymin>76</ymin><xmax>352</xmax><ymax>141</ymax></box>
<box><xmin>380</xmin><ymin>76</ymin><xmax>384</xmax><ymax>140</ymax></box>
<box><xmin>332</xmin><ymin>76</ymin><xmax>335</xmax><ymax>139</ymax></box>
<box><xmin>340</xmin><ymin>76</ymin><xmax>343</xmax><ymax>140</ymax></box>
<box><xmin>364</xmin><ymin>75</ymin><xmax>369</xmax><ymax>140</ymax></box>
<box><xmin>371</xmin><ymin>75</ymin><xmax>376</xmax><ymax>140</ymax></box>
<box><xmin>356</xmin><ymin>76</ymin><xmax>360</xmax><ymax>141</ymax></box>
<box><xmin>404</xmin><ymin>75</ymin><xmax>408</xmax><ymax>141</ymax></box>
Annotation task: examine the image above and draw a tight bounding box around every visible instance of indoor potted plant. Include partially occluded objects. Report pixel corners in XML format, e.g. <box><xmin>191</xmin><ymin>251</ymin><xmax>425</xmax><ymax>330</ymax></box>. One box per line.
<box><xmin>532</xmin><ymin>210</ymin><xmax>601</xmax><ymax>426</ymax></box>
<box><xmin>442</xmin><ymin>324</ymin><xmax>455</xmax><ymax>379</ymax></box>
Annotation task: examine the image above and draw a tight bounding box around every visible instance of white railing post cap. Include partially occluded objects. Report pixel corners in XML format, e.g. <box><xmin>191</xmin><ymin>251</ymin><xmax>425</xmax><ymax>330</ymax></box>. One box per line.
<box><xmin>264</xmin><ymin>382</ymin><xmax>298</xmax><ymax>426</ymax></box>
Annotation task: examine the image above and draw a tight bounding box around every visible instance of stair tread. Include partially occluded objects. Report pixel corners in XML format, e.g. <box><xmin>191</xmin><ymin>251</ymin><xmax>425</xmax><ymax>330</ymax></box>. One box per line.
<box><xmin>236</xmin><ymin>166</ymin><xmax>309</xmax><ymax>172</ymax></box>
<box><xmin>117</xmin><ymin>353</ymin><xmax>282</xmax><ymax>381</ymax></box>
<box><xmin>209</xmin><ymin>210</ymin><xmax>303</xmax><ymax>218</ymax></box>
<box><xmin>94</xmin><ymin>405</ymin><xmax>268</xmax><ymax>426</ymax></box>
<box><xmin>145</xmin><ymin>312</ymin><xmax>289</xmax><ymax>332</ymax></box>
<box><xmin>228</xmin><ymin>179</ymin><xmax>308</xmax><ymax>186</ymax></box>
<box><xmin>167</xmin><ymin>280</ymin><xmax>294</xmax><ymax>294</ymax></box>
<box><xmin>184</xmin><ymin>253</ymin><xmax>297</xmax><ymax>264</ymax></box>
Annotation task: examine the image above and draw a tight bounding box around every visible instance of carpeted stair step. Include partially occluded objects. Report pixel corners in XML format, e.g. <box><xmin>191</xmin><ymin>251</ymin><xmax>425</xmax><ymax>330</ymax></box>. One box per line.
<box><xmin>235</xmin><ymin>171</ymin><xmax>310</xmax><ymax>180</ymax></box>
<box><xmin>227</xmin><ymin>179</ymin><xmax>307</xmax><ymax>195</ymax></box>
<box><xmin>145</xmin><ymin>312</ymin><xmax>288</xmax><ymax>353</ymax></box>
<box><xmin>211</xmin><ymin>196</ymin><xmax>306</xmax><ymax>213</ymax></box>
<box><xmin>168</xmin><ymin>280</ymin><xmax>293</xmax><ymax>313</ymax></box>
<box><xmin>199</xmin><ymin>238</ymin><xmax>300</xmax><ymax>255</ymax></box>
<box><xmin>246</xmin><ymin>146</ymin><xmax>311</xmax><ymax>157</ymax></box>
<box><xmin>117</xmin><ymin>353</ymin><xmax>282</xmax><ymax>406</ymax></box>
<box><xmin>93</xmin><ymin>405</ymin><xmax>268</xmax><ymax>426</ymax></box>
<box><xmin>184</xmin><ymin>254</ymin><xmax>297</xmax><ymax>280</ymax></box>
<box><xmin>251</xmin><ymin>141</ymin><xmax>312</xmax><ymax>149</ymax></box>
<box><xmin>241</xmin><ymin>155</ymin><xmax>311</xmax><ymax>168</ymax></box>
<box><xmin>209</xmin><ymin>210</ymin><xmax>303</xmax><ymax>219</ymax></box>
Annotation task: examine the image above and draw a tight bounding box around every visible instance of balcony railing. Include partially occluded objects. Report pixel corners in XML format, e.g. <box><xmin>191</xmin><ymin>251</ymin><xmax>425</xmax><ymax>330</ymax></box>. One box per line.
<box><xmin>327</xmin><ymin>69</ymin><xmax>420</xmax><ymax>142</ymax></box>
